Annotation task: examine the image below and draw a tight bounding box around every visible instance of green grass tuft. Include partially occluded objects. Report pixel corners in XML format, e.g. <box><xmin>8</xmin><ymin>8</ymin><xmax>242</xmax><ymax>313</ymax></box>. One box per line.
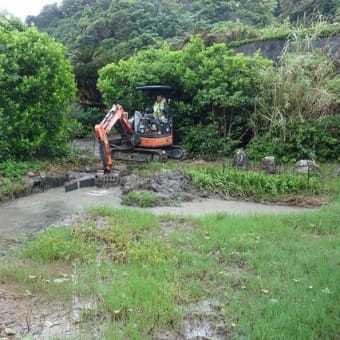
<box><xmin>121</xmin><ymin>190</ymin><xmax>161</xmax><ymax>207</ymax></box>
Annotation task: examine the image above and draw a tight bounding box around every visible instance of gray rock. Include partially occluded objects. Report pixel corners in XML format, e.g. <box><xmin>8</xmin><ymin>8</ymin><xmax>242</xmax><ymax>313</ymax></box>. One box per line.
<box><xmin>331</xmin><ymin>168</ymin><xmax>340</xmax><ymax>177</ymax></box>
<box><xmin>232</xmin><ymin>150</ymin><xmax>249</xmax><ymax>168</ymax></box>
<box><xmin>5</xmin><ymin>328</ymin><xmax>16</xmax><ymax>336</ymax></box>
<box><xmin>294</xmin><ymin>160</ymin><xmax>320</xmax><ymax>174</ymax></box>
<box><xmin>261</xmin><ymin>156</ymin><xmax>276</xmax><ymax>174</ymax></box>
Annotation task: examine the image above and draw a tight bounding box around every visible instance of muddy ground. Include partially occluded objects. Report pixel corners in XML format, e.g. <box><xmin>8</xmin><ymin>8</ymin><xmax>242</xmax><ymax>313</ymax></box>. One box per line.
<box><xmin>0</xmin><ymin>142</ymin><xmax>326</xmax><ymax>339</ymax></box>
<box><xmin>0</xmin><ymin>170</ymin><xmax>315</xmax><ymax>340</ymax></box>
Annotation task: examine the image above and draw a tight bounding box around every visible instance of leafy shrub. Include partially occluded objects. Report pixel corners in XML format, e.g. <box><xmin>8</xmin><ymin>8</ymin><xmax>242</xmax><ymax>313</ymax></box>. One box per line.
<box><xmin>0</xmin><ymin>160</ymin><xmax>44</xmax><ymax>179</ymax></box>
<box><xmin>68</xmin><ymin>104</ymin><xmax>104</xmax><ymax>138</ymax></box>
<box><xmin>0</xmin><ymin>26</ymin><xmax>76</xmax><ymax>160</ymax></box>
<box><xmin>181</xmin><ymin>123</ymin><xmax>239</xmax><ymax>160</ymax></box>
<box><xmin>247</xmin><ymin>115</ymin><xmax>340</xmax><ymax>162</ymax></box>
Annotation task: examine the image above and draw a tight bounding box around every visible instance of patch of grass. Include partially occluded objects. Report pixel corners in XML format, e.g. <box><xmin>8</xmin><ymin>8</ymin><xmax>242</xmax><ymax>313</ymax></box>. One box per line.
<box><xmin>280</xmin><ymin>199</ymin><xmax>340</xmax><ymax>235</ymax></box>
<box><xmin>135</xmin><ymin>160</ymin><xmax>177</xmax><ymax>176</ymax></box>
<box><xmin>226</xmin><ymin>21</ymin><xmax>340</xmax><ymax>48</ymax></box>
<box><xmin>86</xmin><ymin>206</ymin><xmax>159</xmax><ymax>231</ymax></box>
<box><xmin>0</xmin><ymin>160</ymin><xmax>45</xmax><ymax>180</ymax></box>
<box><xmin>2</xmin><ymin>202</ymin><xmax>339</xmax><ymax>338</ymax></box>
<box><xmin>121</xmin><ymin>190</ymin><xmax>161</xmax><ymax>207</ymax></box>
<box><xmin>101</xmin><ymin>265</ymin><xmax>179</xmax><ymax>339</ymax></box>
<box><xmin>0</xmin><ymin>260</ymin><xmax>73</xmax><ymax>300</ymax></box>
<box><xmin>185</xmin><ymin>165</ymin><xmax>319</xmax><ymax>200</ymax></box>
<box><xmin>216</xmin><ymin>214</ymin><xmax>339</xmax><ymax>338</ymax></box>
<box><xmin>17</xmin><ymin>226</ymin><xmax>97</xmax><ymax>262</ymax></box>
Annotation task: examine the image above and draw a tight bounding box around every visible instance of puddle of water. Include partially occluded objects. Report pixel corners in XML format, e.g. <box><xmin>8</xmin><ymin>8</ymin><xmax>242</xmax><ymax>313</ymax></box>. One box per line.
<box><xmin>182</xmin><ymin>318</ymin><xmax>216</xmax><ymax>339</ymax></box>
<box><xmin>181</xmin><ymin>299</ymin><xmax>228</xmax><ymax>339</ymax></box>
<box><xmin>184</xmin><ymin>298</ymin><xmax>223</xmax><ymax>315</ymax></box>
<box><xmin>0</xmin><ymin>186</ymin><xmax>122</xmax><ymax>252</ymax></box>
<box><xmin>0</xmin><ymin>261</ymin><xmax>104</xmax><ymax>339</ymax></box>
<box><xmin>39</xmin><ymin>295</ymin><xmax>101</xmax><ymax>340</ymax></box>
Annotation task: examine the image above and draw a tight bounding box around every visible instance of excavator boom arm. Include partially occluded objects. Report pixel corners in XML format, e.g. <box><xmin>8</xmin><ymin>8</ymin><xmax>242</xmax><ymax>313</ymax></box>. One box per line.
<box><xmin>95</xmin><ymin>104</ymin><xmax>134</xmax><ymax>172</ymax></box>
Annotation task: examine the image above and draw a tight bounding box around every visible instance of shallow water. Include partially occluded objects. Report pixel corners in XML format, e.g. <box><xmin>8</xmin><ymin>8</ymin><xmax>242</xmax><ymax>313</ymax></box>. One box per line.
<box><xmin>0</xmin><ymin>186</ymin><xmax>311</xmax><ymax>252</ymax></box>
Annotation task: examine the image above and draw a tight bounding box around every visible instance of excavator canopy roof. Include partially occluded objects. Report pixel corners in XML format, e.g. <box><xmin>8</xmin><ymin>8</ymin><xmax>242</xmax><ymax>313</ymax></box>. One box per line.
<box><xmin>135</xmin><ymin>85</ymin><xmax>172</xmax><ymax>94</ymax></box>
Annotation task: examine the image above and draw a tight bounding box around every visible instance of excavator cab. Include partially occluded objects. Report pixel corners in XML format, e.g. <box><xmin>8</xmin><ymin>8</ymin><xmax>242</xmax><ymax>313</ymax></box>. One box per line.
<box><xmin>133</xmin><ymin>85</ymin><xmax>172</xmax><ymax>138</ymax></box>
<box><xmin>95</xmin><ymin>85</ymin><xmax>183</xmax><ymax>172</ymax></box>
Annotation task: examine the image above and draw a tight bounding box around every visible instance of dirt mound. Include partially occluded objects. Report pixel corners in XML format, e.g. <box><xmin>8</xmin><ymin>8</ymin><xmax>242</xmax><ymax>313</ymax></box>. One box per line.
<box><xmin>120</xmin><ymin>169</ymin><xmax>206</xmax><ymax>205</ymax></box>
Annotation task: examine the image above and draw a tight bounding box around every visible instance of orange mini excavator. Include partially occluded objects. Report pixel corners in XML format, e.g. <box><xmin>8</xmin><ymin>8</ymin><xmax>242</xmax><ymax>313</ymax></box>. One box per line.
<box><xmin>94</xmin><ymin>85</ymin><xmax>184</xmax><ymax>173</ymax></box>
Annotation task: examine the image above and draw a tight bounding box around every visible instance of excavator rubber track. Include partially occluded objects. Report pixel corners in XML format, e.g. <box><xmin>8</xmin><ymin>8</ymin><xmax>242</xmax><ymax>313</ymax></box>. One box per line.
<box><xmin>111</xmin><ymin>147</ymin><xmax>167</xmax><ymax>162</ymax></box>
<box><xmin>110</xmin><ymin>145</ymin><xmax>185</xmax><ymax>163</ymax></box>
<box><xmin>163</xmin><ymin>145</ymin><xmax>185</xmax><ymax>160</ymax></box>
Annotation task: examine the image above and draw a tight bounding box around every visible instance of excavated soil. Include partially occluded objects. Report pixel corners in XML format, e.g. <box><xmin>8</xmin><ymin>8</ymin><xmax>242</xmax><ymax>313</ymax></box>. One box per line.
<box><xmin>120</xmin><ymin>168</ymin><xmax>207</xmax><ymax>204</ymax></box>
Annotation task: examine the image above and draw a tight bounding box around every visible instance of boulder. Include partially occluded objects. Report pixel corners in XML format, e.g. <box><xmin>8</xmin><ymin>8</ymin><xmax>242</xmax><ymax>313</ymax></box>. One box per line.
<box><xmin>332</xmin><ymin>168</ymin><xmax>340</xmax><ymax>177</ymax></box>
<box><xmin>232</xmin><ymin>150</ymin><xmax>249</xmax><ymax>168</ymax></box>
<box><xmin>294</xmin><ymin>160</ymin><xmax>320</xmax><ymax>174</ymax></box>
<box><xmin>261</xmin><ymin>156</ymin><xmax>276</xmax><ymax>174</ymax></box>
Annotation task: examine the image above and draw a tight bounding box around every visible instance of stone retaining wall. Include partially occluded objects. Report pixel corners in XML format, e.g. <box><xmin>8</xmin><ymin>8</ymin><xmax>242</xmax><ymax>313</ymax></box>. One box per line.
<box><xmin>233</xmin><ymin>34</ymin><xmax>340</xmax><ymax>62</ymax></box>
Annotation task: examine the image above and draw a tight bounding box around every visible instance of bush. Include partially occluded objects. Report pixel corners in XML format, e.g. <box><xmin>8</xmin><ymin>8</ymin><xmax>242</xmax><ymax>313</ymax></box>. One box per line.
<box><xmin>246</xmin><ymin>115</ymin><xmax>340</xmax><ymax>162</ymax></box>
<box><xmin>181</xmin><ymin>123</ymin><xmax>239</xmax><ymax>160</ymax></box>
<box><xmin>0</xmin><ymin>160</ymin><xmax>44</xmax><ymax>179</ymax></box>
<box><xmin>68</xmin><ymin>104</ymin><xmax>104</xmax><ymax>138</ymax></box>
<box><xmin>0</xmin><ymin>26</ymin><xmax>76</xmax><ymax>160</ymax></box>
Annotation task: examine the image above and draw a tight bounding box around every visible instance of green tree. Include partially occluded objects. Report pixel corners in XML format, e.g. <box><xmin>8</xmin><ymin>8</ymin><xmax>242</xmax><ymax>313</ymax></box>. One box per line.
<box><xmin>97</xmin><ymin>37</ymin><xmax>272</xmax><ymax>158</ymax></box>
<box><xmin>177</xmin><ymin>37</ymin><xmax>272</xmax><ymax>152</ymax></box>
<box><xmin>0</xmin><ymin>13</ymin><xmax>25</xmax><ymax>31</ymax></box>
<box><xmin>276</xmin><ymin>0</ymin><xmax>339</xmax><ymax>23</ymax></box>
<box><xmin>98</xmin><ymin>44</ymin><xmax>181</xmax><ymax>111</ymax></box>
<box><xmin>0</xmin><ymin>26</ymin><xmax>76</xmax><ymax>160</ymax></box>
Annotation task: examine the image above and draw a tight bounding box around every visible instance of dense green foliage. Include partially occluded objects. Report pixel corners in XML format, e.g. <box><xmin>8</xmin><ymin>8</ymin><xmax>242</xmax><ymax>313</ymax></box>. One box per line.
<box><xmin>1</xmin><ymin>0</ymin><xmax>339</xmax><ymax>162</ymax></box>
<box><xmin>0</xmin><ymin>24</ymin><xmax>76</xmax><ymax>160</ymax></box>
<box><xmin>69</xmin><ymin>104</ymin><xmax>104</xmax><ymax>137</ymax></box>
<box><xmin>0</xmin><ymin>160</ymin><xmax>44</xmax><ymax>179</ymax></box>
<box><xmin>98</xmin><ymin>38</ymin><xmax>272</xmax><ymax>157</ymax></box>
<box><xmin>97</xmin><ymin>30</ymin><xmax>339</xmax><ymax>160</ymax></box>
<box><xmin>249</xmin><ymin>31</ymin><xmax>340</xmax><ymax>162</ymax></box>
<box><xmin>247</xmin><ymin>115</ymin><xmax>340</xmax><ymax>162</ymax></box>
<box><xmin>26</xmin><ymin>0</ymin><xmax>340</xmax><ymax>106</ymax></box>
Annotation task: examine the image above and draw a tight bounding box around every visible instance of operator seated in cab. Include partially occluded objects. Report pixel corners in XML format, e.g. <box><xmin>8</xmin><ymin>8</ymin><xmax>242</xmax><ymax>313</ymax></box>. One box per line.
<box><xmin>151</xmin><ymin>94</ymin><xmax>169</xmax><ymax>133</ymax></box>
